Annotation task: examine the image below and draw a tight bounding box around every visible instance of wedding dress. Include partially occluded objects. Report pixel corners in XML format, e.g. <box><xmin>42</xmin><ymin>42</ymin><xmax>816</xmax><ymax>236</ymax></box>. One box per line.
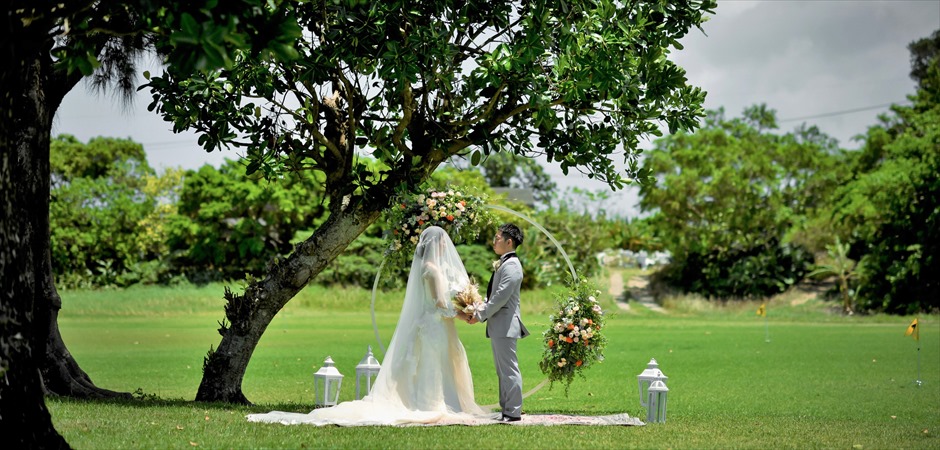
<box><xmin>247</xmin><ymin>226</ymin><xmax>492</xmax><ymax>426</ymax></box>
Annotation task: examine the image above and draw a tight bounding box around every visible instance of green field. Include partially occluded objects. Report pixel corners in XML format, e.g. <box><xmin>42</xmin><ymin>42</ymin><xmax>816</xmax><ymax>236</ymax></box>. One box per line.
<box><xmin>49</xmin><ymin>276</ymin><xmax>939</xmax><ymax>449</ymax></box>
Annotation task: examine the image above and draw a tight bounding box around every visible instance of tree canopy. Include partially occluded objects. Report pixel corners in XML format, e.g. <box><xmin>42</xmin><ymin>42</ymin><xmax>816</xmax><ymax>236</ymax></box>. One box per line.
<box><xmin>638</xmin><ymin>105</ymin><xmax>839</xmax><ymax>298</ymax></box>
<box><xmin>141</xmin><ymin>0</ymin><xmax>715</xmax><ymax>403</ymax></box>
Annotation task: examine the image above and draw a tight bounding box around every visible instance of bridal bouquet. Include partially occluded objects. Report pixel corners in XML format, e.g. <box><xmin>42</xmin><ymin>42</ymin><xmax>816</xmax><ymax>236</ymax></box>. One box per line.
<box><xmin>539</xmin><ymin>277</ymin><xmax>608</xmax><ymax>394</ymax></box>
<box><xmin>453</xmin><ymin>281</ymin><xmax>483</xmax><ymax>315</ymax></box>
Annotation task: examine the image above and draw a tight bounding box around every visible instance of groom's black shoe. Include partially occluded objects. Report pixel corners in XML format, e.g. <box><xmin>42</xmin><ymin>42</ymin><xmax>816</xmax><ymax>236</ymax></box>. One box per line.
<box><xmin>499</xmin><ymin>415</ymin><xmax>522</xmax><ymax>423</ymax></box>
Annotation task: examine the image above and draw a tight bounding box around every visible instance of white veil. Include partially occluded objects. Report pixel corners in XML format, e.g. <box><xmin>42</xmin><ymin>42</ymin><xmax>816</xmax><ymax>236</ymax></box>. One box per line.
<box><xmin>247</xmin><ymin>225</ymin><xmax>487</xmax><ymax>425</ymax></box>
<box><xmin>368</xmin><ymin>226</ymin><xmax>472</xmax><ymax>410</ymax></box>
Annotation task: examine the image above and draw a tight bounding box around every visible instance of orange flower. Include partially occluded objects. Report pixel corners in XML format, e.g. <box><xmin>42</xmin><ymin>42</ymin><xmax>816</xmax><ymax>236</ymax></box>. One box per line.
<box><xmin>446</xmin><ymin>214</ymin><xmax>454</xmax><ymax>221</ymax></box>
<box><xmin>548</xmin><ymin>339</ymin><xmax>554</xmax><ymax>348</ymax></box>
<box><xmin>587</xmin><ymin>319</ymin><xmax>593</xmax><ymax>325</ymax></box>
<box><xmin>565</xmin><ymin>337</ymin><xmax>573</xmax><ymax>343</ymax></box>
<box><xmin>418</xmin><ymin>220</ymin><xmax>424</xmax><ymax>226</ymax></box>
<box><xmin>567</xmin><ymin>324</ymin><xmax>575</xmax><ymax>330</ymax></box>
<box><xmin>575</xmin><ymin>360</ymin><xmax>583</xmax><ymax>367</ymax></box>
<box><xmin>460</xmin><ymin>200</ymin><xmax>466</xmax><ymax>206</ymax></box>
<box><xmin>400</xmin><ymin>203</ymin><xmax>406</xmax><ymax>209</ymax></box>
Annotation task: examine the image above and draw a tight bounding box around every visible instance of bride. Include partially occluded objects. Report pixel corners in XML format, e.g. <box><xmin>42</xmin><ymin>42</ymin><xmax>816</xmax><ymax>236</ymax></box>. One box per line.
<box><xmin>248</xmin><ymin>226</ymin><xmax>492</xmax><ymax>425</ymax></box>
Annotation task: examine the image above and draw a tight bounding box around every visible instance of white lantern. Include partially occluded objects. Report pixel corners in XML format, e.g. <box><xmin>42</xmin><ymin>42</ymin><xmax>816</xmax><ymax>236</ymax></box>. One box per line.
<box><xmin>646</xmin><ymin>380</ymin><xmax>669</xmax><ymax>423</ymax></box>
<box><xmin>355</xmin><ymin>346</ymin><xmax>382</xmax><ymax>400</ymax></box>
<box><xmin>637</xmin><ymin>358</ymin><xmax>668</xmax><ymax>407</ymax></box>
<box><xmin>313</xmin><ymin>356</ymin><xmax>344</xmax><ymax>407</ymax></box>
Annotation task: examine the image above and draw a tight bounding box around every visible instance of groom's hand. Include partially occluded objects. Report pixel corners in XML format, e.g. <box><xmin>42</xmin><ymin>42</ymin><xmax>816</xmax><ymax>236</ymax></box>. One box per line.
<box><xmin>467</xmin><ymin>316</ymin><xmax>479</xmax><ymax>325</ymax></box>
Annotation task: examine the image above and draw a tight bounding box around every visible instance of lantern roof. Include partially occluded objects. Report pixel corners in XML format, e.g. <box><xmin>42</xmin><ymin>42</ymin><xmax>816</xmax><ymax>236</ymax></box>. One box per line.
<box><xmin>356</xmin><ymin>346</ymin><xmax>382</xmax><ymax>370</ymax></box>
<box><xmin>314</xmin><ymin>356</ymin><xmax>344</xmax><ymax>378</ymax></box>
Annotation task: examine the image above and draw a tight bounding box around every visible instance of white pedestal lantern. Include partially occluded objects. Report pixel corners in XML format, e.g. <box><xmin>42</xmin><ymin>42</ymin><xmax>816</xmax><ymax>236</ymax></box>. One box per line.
<box><xmin>355</xmin><ymin>346</ymin><xmax>382</xmax><ymax>400</ymax></box>
<box><xmin>313</xmin><ymin>356</ymin><xmax>343</xmax><ymax>407</ymax></box>
<box><xmin>637</xmin><ymin>358</ymin><xmax>668</xmax><ymax>407</ymax></box>
<box><xmin>646</xmin><ymin>380</ymin><xmax>669</xmax><ymax>423</ymax></box>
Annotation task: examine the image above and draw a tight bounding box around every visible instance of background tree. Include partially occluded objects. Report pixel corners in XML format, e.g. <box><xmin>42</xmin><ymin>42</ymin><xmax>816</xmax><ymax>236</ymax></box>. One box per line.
<box><xmin>50</xmin><ymin>135</ymin><xmax>167</xmax><ymax>288</ymax></box>
<box><xmin>2</xmin><ymin>0</ymin><xmax>300</xmax><ymax>443</ymax></box>
<box><xmin>145</xmin><ymin>0</ymin><xmax>714</xmax><ymax>402</ymax></box>
<box><xmin>164</xmin><ymin>159</ymin><xmax>330</xmax><ymax>283</ymax></box>
<box><xmin>638</xmin><ymin>106</ymin><xmax>839</xmax><ymax>298</ymax></box>
<box><xmin>824</xmin><ymin>30</ymin><xmax>939</xmax><ymax>313</ymax></box>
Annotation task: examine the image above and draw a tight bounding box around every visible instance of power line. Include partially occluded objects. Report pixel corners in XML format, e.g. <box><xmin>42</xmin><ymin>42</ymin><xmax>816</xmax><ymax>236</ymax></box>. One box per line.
<box><xmin>778</xmin><ymin>101</ymin><xmax>908</xmax><ymax>123</ymax></box>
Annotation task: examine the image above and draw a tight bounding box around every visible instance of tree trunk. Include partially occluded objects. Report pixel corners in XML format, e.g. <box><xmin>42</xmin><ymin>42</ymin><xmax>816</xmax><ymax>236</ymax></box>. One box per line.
<box><xmin>39</xmin><ymin>252</ymin><xmax>132</xmax><ymax>399</ymax></box>
<box><xmin>195</xmin><ymin>202</ymin><xmax>386</xmax><ymax>403</ymax></box>
<box><xmin>0</xmin><ymin>38</ymin><xmax>70</xmax><ymax>448</ymax></box>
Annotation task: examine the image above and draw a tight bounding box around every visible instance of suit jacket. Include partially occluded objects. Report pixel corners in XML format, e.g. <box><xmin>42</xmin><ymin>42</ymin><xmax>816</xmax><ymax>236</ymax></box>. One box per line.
<box><xmin>475</xmin><ymin>253</ymin><xmax>529</xmax><ymax>339</ymax></box>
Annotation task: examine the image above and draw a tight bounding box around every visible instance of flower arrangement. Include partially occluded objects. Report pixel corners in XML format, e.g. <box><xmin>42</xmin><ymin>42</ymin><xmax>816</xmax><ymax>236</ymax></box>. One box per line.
<box><xmin>538</xmin><ymin>276</ymin><xmax>608</xmax><ymax>393</ymax></box>
<box><xmin>383</xmin><ymin>188</ymin><xmax>495</xmax><ymax>272</ymax></box>
<box><xmin>453</xmin><ymin>280</ymin><xmax>483</xmax><ymax>315</ymax></box>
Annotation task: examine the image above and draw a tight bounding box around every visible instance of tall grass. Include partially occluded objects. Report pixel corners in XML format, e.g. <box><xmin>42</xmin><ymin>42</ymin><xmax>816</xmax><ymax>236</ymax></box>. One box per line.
<box><xmin>50</xmin><ymin>278</ymin><xmax>939</xmax><ymax>449</ymax></box>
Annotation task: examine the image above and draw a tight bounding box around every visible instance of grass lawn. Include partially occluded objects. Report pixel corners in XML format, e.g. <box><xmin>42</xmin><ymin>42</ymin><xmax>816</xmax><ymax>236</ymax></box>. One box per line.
<box><xmin>50</xmin><ymin>274</ymin><xmax>939</xmax><ymax>449</ymax></box>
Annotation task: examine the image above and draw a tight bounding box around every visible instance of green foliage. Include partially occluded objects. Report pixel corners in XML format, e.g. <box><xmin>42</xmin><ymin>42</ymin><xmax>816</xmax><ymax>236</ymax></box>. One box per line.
<box><xmin>455</xmin><ymin>152</ymin><xmax>557</xmax><ymax>204</ymax></box>
<box><xmin>656</xmin><ymin>239</ymin><xmax>813</xmax><ymax>299</ymax></box>
<box><xmin>318</xmin><ymin>234</ymin><xmax>388</xmax><ymax>289</ymax></box>
<box><xmin>144</xmin><ymin>0</ymin><xmax>714</xmax><ymax>197</ymax></box>
<box><xmin>49</xmin><ymin>135</ymin><xmax>167</xmax><ymax>287</ymax></box>
<box><xmin>806</xmin><ymin>237</ymin><xmax>859</xmax><ymax>314</ymax></box>
<box><xmin>639</xmin><ymin>106</ymin><xmax>838</xmax><ymax>298</ymax></box>
<box><xmin>165</xmin><ymin>159</ymin><xmax>329</xmax><ymax>282</ymax></box>
<box><xmin>828</xmin><ymin>77</ymin><xmax>939</xmax><ymax>312</ymax></box>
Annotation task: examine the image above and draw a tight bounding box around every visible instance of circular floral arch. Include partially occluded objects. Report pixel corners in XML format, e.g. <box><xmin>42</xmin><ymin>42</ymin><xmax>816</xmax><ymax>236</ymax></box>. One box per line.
<box><xmin>370</xmin><ymin>203</ymin><xmax>578</xmax><ymax>354</ymax></box>
<box><xmin>370</xmin><ymin>189</ymin><xmax>608</xmax><ymax>394</ymax></box>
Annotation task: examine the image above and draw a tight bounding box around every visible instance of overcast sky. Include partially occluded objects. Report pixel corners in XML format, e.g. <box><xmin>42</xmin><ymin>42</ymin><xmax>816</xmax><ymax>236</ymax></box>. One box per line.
<box><xmin>53</xmin><ymin>1</ymin><xmax>940</xmax><ymax>218</ymax></box>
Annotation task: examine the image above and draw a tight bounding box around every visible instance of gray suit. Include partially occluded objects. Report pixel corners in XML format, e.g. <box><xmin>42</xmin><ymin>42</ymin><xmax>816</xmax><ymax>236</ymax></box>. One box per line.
<box><xmin>474</xmin><ymin>252</ymin><xmax>529</xmax><ymax>418</ymax></box>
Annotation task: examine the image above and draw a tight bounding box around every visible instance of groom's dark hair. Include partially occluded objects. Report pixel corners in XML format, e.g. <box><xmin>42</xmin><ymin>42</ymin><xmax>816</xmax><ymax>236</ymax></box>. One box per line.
<box><xmin>499</xmin><ymin>223</ymin><xmax>524</xmax><ymax>248</ymax></box>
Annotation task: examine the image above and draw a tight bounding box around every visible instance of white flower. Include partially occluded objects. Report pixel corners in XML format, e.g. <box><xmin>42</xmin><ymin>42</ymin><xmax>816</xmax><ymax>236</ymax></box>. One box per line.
<box><xmin>416</xmin><ymin>194</ymin><xmax>426</xmax><ymax>204</ymax></box>
<box><xmin>580</xmin><ymin>318</ymin><xmax>588</xmax><ymax>326</ymax></box>
<box><xmin>557</xmin><ymin>358</ymin><xmax>567</xmax><ymax>367</ymax></box>
<box><xmin>592</xmin><ymin>305</ymin><xmax>602</xmax><ymax>313</ymax></box>
<box><xmin>588</xmin><ymin>296</ymin><xmax>596</xmax><ymax>303</ymax></box>
<box><xmin>573</xmin><ymin>337</ymin><xmax>579</xmax><ymax>343</ymax></box>
<box><xmin>553</xmin><ymin>323</ymin><xmax>564</xmax><ymax>333</ymax></box>
<box><xmin>410</xmin><ymin>236</ymin><xmax>419</xmax><ymax>244</ymax></box>
<box><xmin>572</xmin><ymin>306</ymin><xmax>579</xmax><ymax>312</ymax></box>
<box><xmin>427</xmin><ymin>199</ymin><xmax>437</xmax><ymax>208</ymax></box>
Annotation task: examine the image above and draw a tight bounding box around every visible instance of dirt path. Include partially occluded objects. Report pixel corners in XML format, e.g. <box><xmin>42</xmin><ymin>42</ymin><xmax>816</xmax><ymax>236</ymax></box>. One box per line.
<box><xmin>610</xmin><ymin>270</ymin><xmax>667</xmax><ymax>314</ymax></box>
<box><xmin>608</xmin><ymin>271</ymin><xmax>631</xmax><ymax>311</ymax></box>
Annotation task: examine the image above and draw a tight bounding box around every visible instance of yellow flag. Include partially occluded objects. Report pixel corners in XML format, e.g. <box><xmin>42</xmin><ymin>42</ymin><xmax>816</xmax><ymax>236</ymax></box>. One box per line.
<box><xmin>905</xmin><ymin>318</ymin><xmax>919</xmax><ymax>341</ymax></box>
<box><xmin>756</xmin><ymin>303</ymin><xmax>766</xmax><ymax>317</ymax></box>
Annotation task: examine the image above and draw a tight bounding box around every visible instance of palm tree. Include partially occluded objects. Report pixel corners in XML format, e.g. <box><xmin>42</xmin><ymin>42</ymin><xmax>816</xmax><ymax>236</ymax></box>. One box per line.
<box><xmin>807</xmin><ymin>237</ymin><xmax>859</xmax><ymax>314</ymax></box>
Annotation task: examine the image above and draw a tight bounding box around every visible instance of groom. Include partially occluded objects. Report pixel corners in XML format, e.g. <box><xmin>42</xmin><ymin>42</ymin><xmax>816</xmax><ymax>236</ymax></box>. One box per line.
<box><xmin>459</xmin><ymin>223</ymin><xmax>529</xmax><ymax>422</ymax></box>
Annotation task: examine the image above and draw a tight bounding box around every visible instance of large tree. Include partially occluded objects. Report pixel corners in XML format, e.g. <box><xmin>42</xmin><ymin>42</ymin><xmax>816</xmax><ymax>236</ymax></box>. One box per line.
<box><xmin>827</xmin><ymin>30</ymin><xmax>939</xmax><ymax>313</ymax></box>
<box><xmin>144</xmin><ymin>0</ymin><xmax>714</xmax><ymax>403</ymax></box>
<box><xmin>1</xmin><ymin>1</ymin><xmax>299</xmax><ymax>444</ymax></box>
<box><xmin>638</xmin><ymin>105</ymin><xmax>840</xmax><ymax>298</ymax></box>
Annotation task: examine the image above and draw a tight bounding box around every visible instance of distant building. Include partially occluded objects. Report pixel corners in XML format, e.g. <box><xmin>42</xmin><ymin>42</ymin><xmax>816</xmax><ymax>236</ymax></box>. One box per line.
<box><xmin>492</xmin><ymin>187</ymin><xmax>536</xmax><ymax>207</ymax></box>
